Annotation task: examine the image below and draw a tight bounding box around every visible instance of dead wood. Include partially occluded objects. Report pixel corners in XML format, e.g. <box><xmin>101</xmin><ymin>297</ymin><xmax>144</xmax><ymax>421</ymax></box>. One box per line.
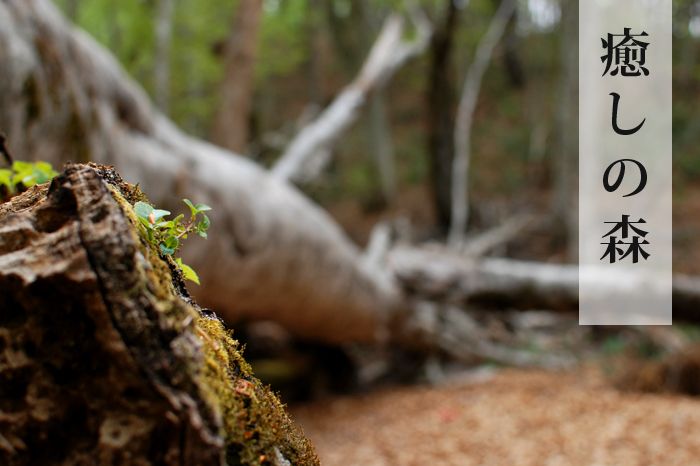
<box><xmin>0</xmin><ymin>164</ymin><xmax>317</xmax><ymax>466</ymax></box>
<box><xmin>390</xmin><ymin>246</ymin><xmax>700</xmax><ymax>321</ymax></box>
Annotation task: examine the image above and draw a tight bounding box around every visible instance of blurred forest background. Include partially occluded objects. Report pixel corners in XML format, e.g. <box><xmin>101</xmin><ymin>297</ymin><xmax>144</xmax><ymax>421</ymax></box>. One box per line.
<box><xmin>50</xmin><ymin>0</ymin><xmax>700</xmax><ymax>276</ymax></box>
<box><xmin>4</xmin><ymin>0</ymin><xmax>700</xmax><ymax>463</ymax></box>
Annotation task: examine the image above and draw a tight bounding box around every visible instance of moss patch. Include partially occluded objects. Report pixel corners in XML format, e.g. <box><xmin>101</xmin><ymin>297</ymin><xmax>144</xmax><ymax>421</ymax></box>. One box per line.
<box><xmin>97</xmin><ymin>163</ymin><xmax>318</xmax><ymax>465</ymax></box>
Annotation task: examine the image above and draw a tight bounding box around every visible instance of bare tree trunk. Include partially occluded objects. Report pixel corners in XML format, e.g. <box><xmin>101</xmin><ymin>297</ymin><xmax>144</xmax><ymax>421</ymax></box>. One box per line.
<box><xmin>154</xmin><ymin>0</ymin><xmax>174</xmax><ymax>113</ymax></box>
<box><xmin>426</xmin><ymin>0</ymin><xmax>460</xmax><ymax>234</ymax></box>
<box><xmin>449</xmin><ymin>0</ymin><xmax>516</xmax><ymax>244</ymax></box>
<box><xmin>0</xmin><ymin>0</ymin><xmax>402</xmax><ymax>345</ymax></box>
<box><xmin>210</xmin><ymin>0</ymin><xmax>263</xmax><ymax>154</ymax></box>
<box><xmin>553</xmin><ymin>0</ymin><xmax>578</xmax><ymax>260</ymax></box>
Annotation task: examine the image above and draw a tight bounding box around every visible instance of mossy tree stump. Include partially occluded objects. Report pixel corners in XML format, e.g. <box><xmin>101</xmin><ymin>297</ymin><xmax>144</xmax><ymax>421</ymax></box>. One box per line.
<box><xmin>0</xmin><ymin>164</ymin><xmax>318</xmax><ymax>465</ymax></box>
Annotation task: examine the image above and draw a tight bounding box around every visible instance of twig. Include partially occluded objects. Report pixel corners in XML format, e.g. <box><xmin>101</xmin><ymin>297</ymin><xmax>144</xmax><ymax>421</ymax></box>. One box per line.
<box><xmin>458</xmin><ymin>213</ymin><xmax>537</xmax><ymax>257</ymax></box>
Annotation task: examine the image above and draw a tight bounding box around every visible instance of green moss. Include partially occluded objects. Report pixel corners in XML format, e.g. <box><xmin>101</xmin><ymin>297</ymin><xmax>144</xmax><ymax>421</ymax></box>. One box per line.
<box><xmin>100</xmin><ymin>167</ymin><xmax>317</xmax><ymax>465</ymax></box>
<box><xmin>196</xmin><ymin>316</ymin><xmax>316</xmax><ymax>465</ymax></box>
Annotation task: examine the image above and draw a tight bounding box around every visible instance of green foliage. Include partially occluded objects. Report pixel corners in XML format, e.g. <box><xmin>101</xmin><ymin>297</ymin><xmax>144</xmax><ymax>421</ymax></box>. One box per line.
<box><xmin>258</xmin><ymin>0</ymin><xmax>308</xmax><ymax>79</ymax></box>
<box><xmin>0</xmin><ymin>161</ymin><xmax>58</xmax><ymax>197</ymax></box>
<box><xmin>133</xmin><ymin>198</ymin><xmax>211</xmax><ymax>284</ymax></box>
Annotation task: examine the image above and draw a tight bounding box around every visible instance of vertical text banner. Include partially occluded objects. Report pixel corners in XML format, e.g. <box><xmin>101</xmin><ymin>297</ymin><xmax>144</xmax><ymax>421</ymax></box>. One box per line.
<box><xmin>579</xmin><ymin>0</ymin><xmax>672</xmax><ymax>324</ymax></box>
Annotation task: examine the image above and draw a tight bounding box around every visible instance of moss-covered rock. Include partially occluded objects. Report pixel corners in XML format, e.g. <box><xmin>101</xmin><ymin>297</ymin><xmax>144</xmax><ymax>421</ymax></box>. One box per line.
<box><xmin>0</xmin><ymin>163</ymin><xmax>318</xmax><ymax>465</ymax></box>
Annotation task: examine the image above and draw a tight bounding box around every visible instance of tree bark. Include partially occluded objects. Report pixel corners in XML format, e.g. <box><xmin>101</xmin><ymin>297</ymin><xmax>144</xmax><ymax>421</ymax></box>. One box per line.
<box><xmin>0</xmin><ymin>0</ymin><xmax>402</xmax><ymax>345</ymax></box>
<box><xmin>553</xmin><ymin>0</ymin><xmax>578</xmax><ymax>260</ymax></box>
<box><xmin>0</xmin><ymin>164</ymin><xmax>317</xmax><ymax>465</ymax></box>
<box><xmin>210</xmin><ymin>0</ymin><xmax>263</xmax><ymax>153</ymax></box>
<box><xmin>426</xmin><ymin>0</ymin><xmax>460</xmax><ymax>233</ymax></box>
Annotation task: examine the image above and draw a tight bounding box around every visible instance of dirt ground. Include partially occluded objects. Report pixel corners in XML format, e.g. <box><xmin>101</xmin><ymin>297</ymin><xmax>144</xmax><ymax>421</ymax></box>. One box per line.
<box><xmin>292</xmin><ymin>370</ymin><xmax>700</xmax><ymax>466</ymax></box>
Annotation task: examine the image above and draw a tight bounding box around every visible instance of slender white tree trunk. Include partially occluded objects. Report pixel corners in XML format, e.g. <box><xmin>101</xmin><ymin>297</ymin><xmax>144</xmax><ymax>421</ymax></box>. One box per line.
<box><xmin>449</xmin><ymin>0</ymin><xmax>516</xmax><ymax>244</ymax></box>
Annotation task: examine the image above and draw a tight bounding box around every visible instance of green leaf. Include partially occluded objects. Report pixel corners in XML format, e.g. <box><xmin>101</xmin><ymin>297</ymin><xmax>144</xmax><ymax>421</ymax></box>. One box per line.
<box><xmin>12</xmin><ymin>173</ymin><xmax>31</xmax><ymax>186</ymax></box>
<box><xmin>11</xmin><ymin>161</ymin><xmax>35</xmax><ymax>186</ymax></box>
<box><xmin>162</xmin><ymin>235</ymin><xmax>179</xmax><ymax>253</ymax></box>
<box><xmin>137</xmin><ymin>216</ymin><xmax>153</xmax><ymax>230</ymax></box>
<box><xmin>159</xmin><ymin>243</ymin><xmax>175</xmax><ymax>255</ymax></box>
<box><xmin>33</xmin><ymin>162</ymin><xmax>58</xmax><ymax>183</ymax></box>
<box><xmin>0</xmin><ymin>169</ymin><xmax>13</xmax><ymax>190</ymax></box>
<box><xmin>11</xmin><ymin>161</ymin><xmax>32</xmax><ymax>173</ymax></box>
<box><xmin>152</xmin><ymin>209</ymin><xmax>171</xmax><ymax>220</ymax></box>
<box><xmin>195</xmin><ymin>215</ymin><xmax>210</xmax><ymax>238</ymax></box>
<box><xmin>198</xmin><ymin>214</ymin><xmax>211</xmax><ymax>231</ymax></box>
<box><xmin>175</xmin><ymin>257</ymin><xmax>200</xmax><ymax>285</ymax></box>
<box><xmin>134</xmin><ymin>201</ymin><xmax>154</xmax><ymax>219</ymax></box>
<box><xmin>182</xmin><ymin>198</ymin><xmax>197</xmax><ymax>216</ymax></box>
<box><xmin>132</xmin><ymin>196</ymin><xmax>210</xmax><ymax>285</ymax></box>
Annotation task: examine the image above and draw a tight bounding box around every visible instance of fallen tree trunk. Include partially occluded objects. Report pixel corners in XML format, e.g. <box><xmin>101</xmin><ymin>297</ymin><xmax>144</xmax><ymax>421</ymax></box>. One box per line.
<box><xmin>0</xmin><ymin>164</ymin><xmax>317</xmax><ymax>465</ymax></box>
<box><xmin>0</xmin><ymin>0</ymin><xmax>402</xmax><ymax>344</ymax></box>
<box><xmin>390</xmin><ymin>246</ymin><xmax>700</xmax><ymax>321</ymax></box>
<box><xmin>3</xmin><ymin>0</ymin><xmax>699</xmax><ymax>361</ymax></box>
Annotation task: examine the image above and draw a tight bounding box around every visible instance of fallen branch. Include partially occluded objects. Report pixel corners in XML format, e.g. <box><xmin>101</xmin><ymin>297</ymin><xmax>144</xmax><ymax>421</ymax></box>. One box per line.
<box><xmin>390</xmin><ymin>246</ymin><xmax>700</xmax><ymax>321</ymax></box>
<box><xmin>458</xmin><ymin>213</ymin><xmax>537</xmax><ymax>257</ymax></box>
<box><xmin>396</xmin><ymin>302</ymin><xmax>576</xmax><ymax>369</ymax></box>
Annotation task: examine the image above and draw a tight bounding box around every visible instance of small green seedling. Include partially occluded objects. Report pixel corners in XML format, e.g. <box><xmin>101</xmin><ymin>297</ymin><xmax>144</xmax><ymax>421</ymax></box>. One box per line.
<box><xmin>0</xmin><ymin>161</ymin><xmax>58</xmax><ymax>198</ymax></box>
<box><xmin>133</xmin><ymin>198</ymin><xmax>212</xmax><ymax>285</ymax></box>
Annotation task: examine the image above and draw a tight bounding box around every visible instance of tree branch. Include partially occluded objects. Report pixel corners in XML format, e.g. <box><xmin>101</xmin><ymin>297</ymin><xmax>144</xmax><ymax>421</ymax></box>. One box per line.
<box><xmin>272</xmin><ymin>11</ymin><xmax>431</xmax><ymax>183</ymax></box>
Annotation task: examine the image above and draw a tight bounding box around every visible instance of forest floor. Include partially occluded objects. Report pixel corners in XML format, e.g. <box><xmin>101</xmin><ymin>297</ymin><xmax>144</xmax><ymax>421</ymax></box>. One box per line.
<box><xmin>292</xmin><ymin>369</ymin><xmax>700</xmax><ymax>466</ymax></box>
<box><xmin>300</xmin><ymin>180</ymin><xmax>700</xmax><ymax>466</ymax></box>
